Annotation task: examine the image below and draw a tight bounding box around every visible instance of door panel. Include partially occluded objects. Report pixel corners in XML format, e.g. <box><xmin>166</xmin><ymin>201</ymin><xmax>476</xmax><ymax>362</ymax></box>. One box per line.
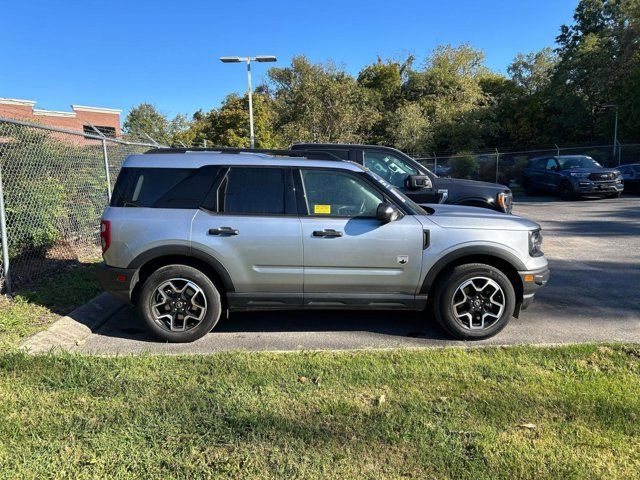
<box><xmin>301</xmin><ymin>215</ymin><xmax>424</xmax><ymax>295</ymax></box>
<box><xmin>191</xmin><ymin>211</ymin><xmax>303</xmax><ymax>294</ymax></box>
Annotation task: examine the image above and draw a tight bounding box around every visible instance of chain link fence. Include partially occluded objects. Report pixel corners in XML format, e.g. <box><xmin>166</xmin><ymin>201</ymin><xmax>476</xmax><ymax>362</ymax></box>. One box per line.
<box><xmin>412</xmin><ymin>144</ymin><xmax>640</xmax><ymax>186</ymax></box>
<box><xmin>0</xmin><ymin>117</ymin><xmax>158</xmax><ymax>294</ymax></box>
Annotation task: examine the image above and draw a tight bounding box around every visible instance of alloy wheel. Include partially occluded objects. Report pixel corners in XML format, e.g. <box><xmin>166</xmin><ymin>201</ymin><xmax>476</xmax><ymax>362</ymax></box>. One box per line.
<box><xmin>451</xmin><ymin>277</ymin><xmax>505</xmax><ymax>330</ymax></box>
<box><xmin>149</xmin><ymin>278</ymin><xmax>208</xmax><ymax>332</ymax></box>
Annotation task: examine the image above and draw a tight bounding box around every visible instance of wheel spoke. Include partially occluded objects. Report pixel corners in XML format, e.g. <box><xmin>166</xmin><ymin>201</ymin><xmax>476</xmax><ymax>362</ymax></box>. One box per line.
<box><xmin>451</xmin><ymin>276</ymin><xmax>506</xmax><ymax>331</ymax></box>
<box><xmin>149</xmin><ymin>278</ymin><xmax>208</xmax><ymax>334</ymax></box>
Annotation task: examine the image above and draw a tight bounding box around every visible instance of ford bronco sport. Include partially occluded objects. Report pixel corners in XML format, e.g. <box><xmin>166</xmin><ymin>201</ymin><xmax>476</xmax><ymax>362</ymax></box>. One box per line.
<box><xmin>98</xmin><ymin>149</ymin><xmax>549</xmax><ymax>342</ymax></box>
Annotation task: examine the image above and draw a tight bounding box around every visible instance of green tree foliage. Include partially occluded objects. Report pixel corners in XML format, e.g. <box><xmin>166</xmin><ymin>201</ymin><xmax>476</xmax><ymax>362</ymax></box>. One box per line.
<box><xmin>449</xmin><ymin>153</ymin><xmax>479</xmax><ymax>179</ymax></box>
<box><xmin>123</xmin><ymin>0</ymin><xmax>640</xmax><ymax>156</ymax></box>
<box><xmin>267</xmin><ymin>56</ymin><xmax>379</xmax><ymax>144</ymax></box>
<box><xmin>122</xmin><ymin>103</ymin><xmax>190</xmax><ymax>146</ymax></box>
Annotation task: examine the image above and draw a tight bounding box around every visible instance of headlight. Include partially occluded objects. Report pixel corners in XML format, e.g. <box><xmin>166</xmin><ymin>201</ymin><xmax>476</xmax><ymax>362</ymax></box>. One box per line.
<box><xmin>570</xmin><ymin>172</ymin><xmax>590</xmax><ymax>178</ymax></box>
<box><xmin>497</xmin><ymin>192</ymin><xmax>513</xmax><ymax>214</ymax></box>
<box><xmin>529</xmin><ymin>229</ymin><xmax>543</xmax><ymax>257</ymax></box>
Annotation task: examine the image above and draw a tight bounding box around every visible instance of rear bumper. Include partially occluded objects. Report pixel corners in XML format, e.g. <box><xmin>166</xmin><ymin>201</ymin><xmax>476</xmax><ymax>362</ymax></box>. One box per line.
<box><xmin>97</xmin><ymin>263</ymin><xmax>138</xmax><ymax>304</ymax></box>
<box><xmin>518</xmin><ymin>266</ymin><xmax>550</xmax><ymax>311</ymax></box>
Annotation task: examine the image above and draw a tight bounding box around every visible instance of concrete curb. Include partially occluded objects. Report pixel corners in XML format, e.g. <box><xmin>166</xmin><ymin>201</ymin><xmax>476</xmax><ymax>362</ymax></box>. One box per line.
<box><xmin>20</xmin><ymin>293</ymin><xmax>126</xmax><ymax>354</ymax></box>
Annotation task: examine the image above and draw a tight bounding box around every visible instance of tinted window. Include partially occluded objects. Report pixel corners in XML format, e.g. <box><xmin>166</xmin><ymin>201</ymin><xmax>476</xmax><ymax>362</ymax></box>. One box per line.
<box><xmin>110</xmin><ymin>167</ymin><xmax>219</xmax><ymax>208</ymax></box>
<box><xmin>220</xmin><ymin>168</ymin><xmax>286</xmax><ymax>215</ymax></box>
<box><xmin>363</xmin><ymin>151</ymin><xmax>418</xmax><ymax>188</ymax></box>
<box><xmin>300</xmin><ymin>169</ymin><xmax>383</xmax><ymax>217</ymax></box>
<box><xmin>557</xmin><ymin>156</ymin><xmax>601</xmax><ymax>169</ymax></box>
<box><xmin>545</xmin><ymin>158</ymin><xmax>558</xmax><ymax>170</ymax></box>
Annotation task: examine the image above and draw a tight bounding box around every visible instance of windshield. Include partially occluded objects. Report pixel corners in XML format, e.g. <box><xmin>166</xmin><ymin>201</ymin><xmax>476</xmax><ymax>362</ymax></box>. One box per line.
<box><xmin>557</xmin><ymin>156</ymin><xmax>602</xmax><ymax>170</ymax></box>
<box><xmin>364</xmin><ymin>170</ymin><xmax>428</xmax><ymax>215</ymax></box>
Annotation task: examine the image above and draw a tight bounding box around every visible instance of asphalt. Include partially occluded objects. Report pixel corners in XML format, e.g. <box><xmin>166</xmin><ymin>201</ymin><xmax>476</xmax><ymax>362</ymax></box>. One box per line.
<box><xmin>77</xmin><ymin>194</ymin><xmax>640</xmax><ymax>354</ymax></box>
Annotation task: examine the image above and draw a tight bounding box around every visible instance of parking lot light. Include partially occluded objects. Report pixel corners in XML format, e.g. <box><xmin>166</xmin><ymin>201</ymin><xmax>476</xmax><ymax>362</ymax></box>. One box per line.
<box><xmin>219</xmin><ymin>55</ymin><xmax>277</xmax><ymax>148</ymax></box>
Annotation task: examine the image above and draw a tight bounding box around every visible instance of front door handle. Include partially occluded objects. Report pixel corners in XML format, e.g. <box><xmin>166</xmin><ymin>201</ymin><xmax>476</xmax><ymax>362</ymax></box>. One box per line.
<box><xmin>313</xmin><ymin>229</ymin><xmax>343</xmax><ymax>238</ymax></box>
<box><xmin>209</xmin><ymin>227</ymin><xmax>239</xmax><ymax>236</ymax></box>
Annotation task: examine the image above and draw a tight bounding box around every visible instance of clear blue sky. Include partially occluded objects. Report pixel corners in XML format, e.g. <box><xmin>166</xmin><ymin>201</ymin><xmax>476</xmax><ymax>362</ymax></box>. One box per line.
<box><xmin>1</xmin><ymin>0</ymin><xmax>577</xmax><ymax>120</ymax></box>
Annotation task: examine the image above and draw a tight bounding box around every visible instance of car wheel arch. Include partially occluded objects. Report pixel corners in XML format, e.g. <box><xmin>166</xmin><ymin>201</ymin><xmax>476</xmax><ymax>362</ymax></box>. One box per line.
<box><xmin>128</xmin><ymin>246</ymin><xmax>235</xmax><ymax>304</ymax></box>
<box><xmin>421</xmin><ymin>248</ymin><xmax>525</xmax><ymax>316</ymax></box>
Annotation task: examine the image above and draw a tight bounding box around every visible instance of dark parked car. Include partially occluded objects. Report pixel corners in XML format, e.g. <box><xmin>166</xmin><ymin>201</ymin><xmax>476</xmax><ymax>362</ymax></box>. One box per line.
<box><xmin>521</xmin><ymin>155</ymin><xmax>623</xmax><ymax>200</ymax></box>
<box><xmin>291</xmin><ymin>143</ymin><xmax>513</xmax><ymax>213</ymax></box>
<box><xmin>618</xmin><ymin>164</ymin><xmax>640</xmax><ymax>193</ymax></box>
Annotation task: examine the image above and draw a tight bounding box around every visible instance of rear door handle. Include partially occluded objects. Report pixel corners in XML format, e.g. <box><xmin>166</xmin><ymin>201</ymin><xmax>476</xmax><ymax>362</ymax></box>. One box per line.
<box><xmin>312</xmin><ymin>229</ymin><xmax>343</xmax><ymax>238</ymax></box>
<box><xmin>208</xmin><ymin>227</ymin><xmax>239</xmax><ymax>236</ymax></box>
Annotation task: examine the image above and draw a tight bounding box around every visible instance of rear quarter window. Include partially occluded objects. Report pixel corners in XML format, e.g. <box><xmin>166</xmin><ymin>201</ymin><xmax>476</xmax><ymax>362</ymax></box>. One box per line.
<box><xmin>110</xmin><ymin>166</ymin><xmax>220</xmax><ymax>209</ymax></box>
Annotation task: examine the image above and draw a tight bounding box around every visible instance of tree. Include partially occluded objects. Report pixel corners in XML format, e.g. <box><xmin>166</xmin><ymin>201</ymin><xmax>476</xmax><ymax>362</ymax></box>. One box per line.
<box><xmin>123</xmin><ymin>103</ymin><xmax>192</xmax><ymax>146</ymax></box>
<box><xmin>508</xmin><ymin>48</ymin><xmax>558</xmax><ymax>95</ymax></box>
<box><xmin>449</xmin><ymin>153</ymin><xmax>479</xmax><ymax>179</ymax></box>
<box><xmin>267</xmin><ymin>56</ymin><xmax>379</xmax><ymax>144</ymax></box>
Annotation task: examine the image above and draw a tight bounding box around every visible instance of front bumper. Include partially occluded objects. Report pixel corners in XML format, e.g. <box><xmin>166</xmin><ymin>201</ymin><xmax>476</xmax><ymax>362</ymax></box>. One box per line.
<box><xmin>97</xmin><ymin>263</ymin><xmax>138</xmax><ymax>304</ymax></box>
<box><xmin>574</xmin><ymin>180</ymin><xmax>623</xmax><ymax>194</ymax></box>
<box><xmin>518</xmin><ymin>265</ymin><xmax>550</xmax><ymax>311</ymax></box>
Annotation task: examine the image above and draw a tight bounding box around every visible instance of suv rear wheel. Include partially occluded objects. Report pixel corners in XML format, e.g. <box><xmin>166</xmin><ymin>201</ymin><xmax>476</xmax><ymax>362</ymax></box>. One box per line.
<box><xmin>138</xmin><ymin>264</ymin><xmax>222</xmax><ymax>342</ymax></box>
<box><xmin>433</xmin><ymin>263</ymin><xmax>516</xmax><ymax>339</ymax></box>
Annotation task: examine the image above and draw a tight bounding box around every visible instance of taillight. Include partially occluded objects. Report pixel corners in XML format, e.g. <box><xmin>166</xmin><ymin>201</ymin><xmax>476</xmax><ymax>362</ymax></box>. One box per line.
<box><xmin>100</xmin><ymin>220</ymin><xmax>111</xmax><ymax>253</ymax></box>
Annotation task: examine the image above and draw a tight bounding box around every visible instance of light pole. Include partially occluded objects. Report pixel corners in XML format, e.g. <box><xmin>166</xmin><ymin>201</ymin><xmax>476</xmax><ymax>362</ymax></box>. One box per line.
<box><xmin>220</xmin><ymin>55</ymin><xmax>277</xmax><ymax>149</ymax></box>
<box><xmin>603</xmin><ymin>104</ymin><xmax>618</xmax><ymax>159</ymax></box>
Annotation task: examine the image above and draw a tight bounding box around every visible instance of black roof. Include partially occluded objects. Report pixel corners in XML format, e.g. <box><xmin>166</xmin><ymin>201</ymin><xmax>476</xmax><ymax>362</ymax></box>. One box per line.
<box><xmin>144</xmin><ymin>147</ymin><xmax>342</xmax><ymax>161</ymax></box>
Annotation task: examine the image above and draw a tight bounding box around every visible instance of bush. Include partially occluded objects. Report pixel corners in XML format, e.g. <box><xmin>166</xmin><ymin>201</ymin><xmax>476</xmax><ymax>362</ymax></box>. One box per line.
<box><xmin>450</xmin><ymin>152</ymin><xmax>478</xmax><ymax>179</ymax></box>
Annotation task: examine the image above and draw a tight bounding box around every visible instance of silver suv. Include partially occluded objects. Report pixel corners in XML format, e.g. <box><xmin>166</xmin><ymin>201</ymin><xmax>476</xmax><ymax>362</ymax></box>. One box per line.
<box><xmin>98</xmin><ymin>150</ymin><xmax>549</xmax><ymax>342</ymax></box>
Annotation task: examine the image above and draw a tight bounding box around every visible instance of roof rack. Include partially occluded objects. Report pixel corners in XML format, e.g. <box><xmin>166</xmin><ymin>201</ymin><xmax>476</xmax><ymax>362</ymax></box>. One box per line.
<box><xmin>144</xmin><ymin>147</ymin><xmax>342</xmax><ymax>161</ymax></box>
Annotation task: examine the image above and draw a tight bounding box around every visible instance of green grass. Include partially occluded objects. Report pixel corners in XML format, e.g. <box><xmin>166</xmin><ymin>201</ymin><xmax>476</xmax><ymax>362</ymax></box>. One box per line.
<box><xmin>0</xmin><ymin>262</ymin><xmax>102</xmax><ymax>351</ymax></box>
<box><xmin>0</xmin><ymin>344</ymin><xmax>639</xmax><ymax>479</ymax></box>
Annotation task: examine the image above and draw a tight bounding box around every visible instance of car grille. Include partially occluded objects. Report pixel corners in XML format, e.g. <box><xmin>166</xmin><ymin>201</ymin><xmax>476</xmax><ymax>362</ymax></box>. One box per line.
<box><xmin>589</xmin><ymin>172</ymin><xmax>616</xmax><ymax>181</ymax></box>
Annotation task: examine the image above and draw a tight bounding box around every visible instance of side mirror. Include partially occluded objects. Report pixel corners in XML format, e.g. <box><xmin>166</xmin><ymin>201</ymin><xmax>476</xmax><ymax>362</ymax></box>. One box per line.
<box><xmin>406</xmin><ymin>174</ymin><xmax>433</xmax><ymax>190</ymax></box>
<box><xmin>376</xmin><ymin>202</ymin><xmax>403</xmax><ymax>223</ymax></box>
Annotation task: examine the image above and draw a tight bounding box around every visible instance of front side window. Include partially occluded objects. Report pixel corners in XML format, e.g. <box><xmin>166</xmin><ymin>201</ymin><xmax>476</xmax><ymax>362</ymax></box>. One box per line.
<box><xmin>300</xmin><ymin>169</ymin><xmax>383</xmax><ymax>217</ymax></box>
<box><xmin>363</xmin><ymin>151</ymin><xmax>418</xmax><ymax>188</ymax></box>
<box><xmin>219</xmin><ymin>167</ymin><xmax>287</xmax><ymax>215</ymax></box>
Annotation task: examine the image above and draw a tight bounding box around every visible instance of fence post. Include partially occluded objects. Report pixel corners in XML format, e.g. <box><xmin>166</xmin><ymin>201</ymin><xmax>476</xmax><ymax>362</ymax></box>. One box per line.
<box><xmin>555</xmin><ymin>144</ymin><xmax>560</xmax><ymax>156</ymax></box>
<box><xmin>0</xmin><ymin>162</ymin><xmax>12</xmax><ymax>295</ymax></box>
<box><xmin>495</xmin><ymin>148</ymin><xmax>499</xmax><ymax>183</ymax></box>
<box><xmin>102</xmin><ymin>138</ymin><xmax>112</xmax><ymax>202</ymax></box>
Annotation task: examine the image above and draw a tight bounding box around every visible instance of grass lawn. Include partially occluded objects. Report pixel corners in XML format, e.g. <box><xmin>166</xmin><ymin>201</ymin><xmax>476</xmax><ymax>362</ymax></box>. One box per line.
<box><xmin>0</xmin><ymin>262</ymin><xmax>102</xmax><ymax>351</ymax></box>
<box><xmin>1</xmin><ymin>344</ymin><xmax>639</xmax><ymax>479</ymax></box>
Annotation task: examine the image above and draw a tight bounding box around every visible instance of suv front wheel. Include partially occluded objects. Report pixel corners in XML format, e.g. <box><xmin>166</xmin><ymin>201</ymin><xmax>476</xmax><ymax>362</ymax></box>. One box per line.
<box><xmin>138</xmin><ymin>264</ymin><xmax>222</xmax><ymax>342</ymax></box>
<box><xmin>433</xmin><ymin>263</ymin><xmax>516</xmax><ymax>339</ymax></box>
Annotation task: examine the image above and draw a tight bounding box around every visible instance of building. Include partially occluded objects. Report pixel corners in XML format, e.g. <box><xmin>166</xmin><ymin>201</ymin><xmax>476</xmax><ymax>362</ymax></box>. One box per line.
<box><xmin>0</xmin><ymin>97</ymin><xmax>121</xmax><ymax>137</ymax></box>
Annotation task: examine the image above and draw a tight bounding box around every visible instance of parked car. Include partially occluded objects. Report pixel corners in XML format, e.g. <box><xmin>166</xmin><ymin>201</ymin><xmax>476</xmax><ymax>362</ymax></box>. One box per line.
<box><xmin>290</xmin><ymin>143</ymin><xmax>513</xmax><ymax>214</ymax></box>
<box><xmin>98</xmin><ymin>149</ymin><xmax>548</xmax><ymax>343</ymax></box>
<box><xmin>618</xmin><ymin>164</ymin><xmax>640</xmax><ymax>193</ymax></box>
<box><xmin>522</xmin><ymin>155</ymin><xmax>624</xmax><ymax>200</ymax></box>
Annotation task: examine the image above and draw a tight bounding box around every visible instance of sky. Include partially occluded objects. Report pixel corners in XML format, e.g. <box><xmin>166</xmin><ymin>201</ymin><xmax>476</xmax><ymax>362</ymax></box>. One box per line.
<box><xmin>1</xmin><ymin>0</ymin><xmax>578</xmax><ymax>120</ymax></box>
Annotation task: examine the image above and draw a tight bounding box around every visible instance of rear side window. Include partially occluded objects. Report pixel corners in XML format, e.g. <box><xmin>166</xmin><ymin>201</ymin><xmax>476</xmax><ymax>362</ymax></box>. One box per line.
<box><xmin>110</xmin><ymin>167</ymin><xmax>220</xmax><ymax>208</ymax></box>
<box><xmin>218</xmin><ymin>167</ymin><xmax>289</xmax><ymax>215</ymax></box>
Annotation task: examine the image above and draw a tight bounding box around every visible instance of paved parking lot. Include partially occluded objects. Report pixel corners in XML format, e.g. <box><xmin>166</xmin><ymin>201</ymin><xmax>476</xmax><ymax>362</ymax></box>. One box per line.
<box><xmin>78</xmin><ymin>194</ymin><xmax>640</xmax><ymax>354</ymax></box>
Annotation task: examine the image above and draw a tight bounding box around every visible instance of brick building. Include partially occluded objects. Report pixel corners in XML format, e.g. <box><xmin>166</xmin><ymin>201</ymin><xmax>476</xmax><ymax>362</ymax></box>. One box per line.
<box><xmin>0</xmin><ymin>97</ymin><xmax>122</xmax><ymax>137</ymax></box>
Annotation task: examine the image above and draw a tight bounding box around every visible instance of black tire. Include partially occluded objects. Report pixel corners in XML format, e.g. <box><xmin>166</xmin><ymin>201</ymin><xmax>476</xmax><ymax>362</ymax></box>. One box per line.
<box><xmin>137</xmin><ymin>264</ymin><xmax>222</xmax><ymax>342</ymax></box>
<box><xmin>559</xmin><ymin>181</ymin><xmax>575</xmax><ymax>201</ymax></box>
<box><xmin>433</xmin><ymin>263</ymin><xmax>516</xmax><ymax>340</ymax></box>
<box><xmin>605</xmin><ymin>192</ymin><xmax>621</xmax><ymax>199</ymax></box>
<box><xmin>523</xmin><ymin>179</ymin><xmax>537</xmax><ymax>196</ymax></box>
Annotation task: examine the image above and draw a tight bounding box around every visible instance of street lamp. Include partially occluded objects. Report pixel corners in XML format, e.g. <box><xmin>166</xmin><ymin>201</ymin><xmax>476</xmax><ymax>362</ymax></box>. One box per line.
<box><xmin>219</xmin><ymin>55</ymin><xmax>277</xmax><ymax>148</ymax></box>
<box><xmin>602</xmin><ymin>104</ymin><xmax>619</xmax><ymax>160</ymax></box>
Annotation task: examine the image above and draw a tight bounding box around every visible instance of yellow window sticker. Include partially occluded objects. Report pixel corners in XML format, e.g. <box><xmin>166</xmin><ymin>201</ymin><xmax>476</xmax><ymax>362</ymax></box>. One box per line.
<box><xmin>314</xmin><ymin>204</ymin><xmax>331</xmax><ymax>214</ymax></box>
